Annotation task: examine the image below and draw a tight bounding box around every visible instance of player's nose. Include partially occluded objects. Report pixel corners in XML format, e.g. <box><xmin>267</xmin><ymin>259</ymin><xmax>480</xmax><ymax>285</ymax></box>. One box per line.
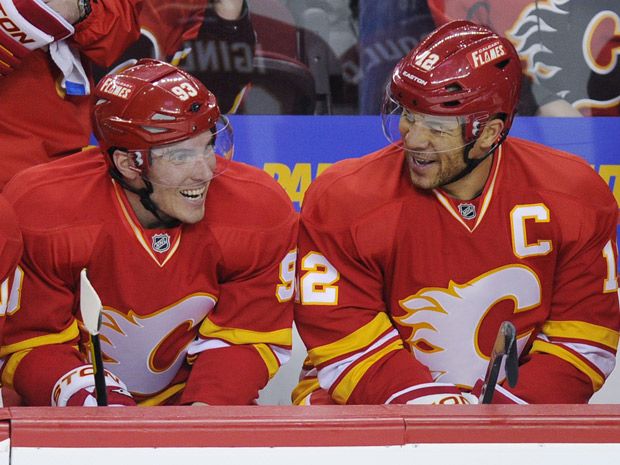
<box><xmin>191</xmin><ymin>155</ymin><xmax>215</xmax><ymax>181</ymax></box>
<box><xmin>402</xmin><ymin>123</ymin><xmax>431</xmax><ymax>149</ymax></box>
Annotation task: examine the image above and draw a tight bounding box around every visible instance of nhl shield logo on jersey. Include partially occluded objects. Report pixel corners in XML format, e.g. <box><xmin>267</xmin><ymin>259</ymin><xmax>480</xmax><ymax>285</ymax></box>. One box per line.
<box><xmin>458</xmin><ymin>203</ymin><xmax>476</xmax><ymax>220</ymax></box>
<box><xmin>151</xmin><ymin>233</ymin><xmax>171</xmax><ymax>253</ymax></box>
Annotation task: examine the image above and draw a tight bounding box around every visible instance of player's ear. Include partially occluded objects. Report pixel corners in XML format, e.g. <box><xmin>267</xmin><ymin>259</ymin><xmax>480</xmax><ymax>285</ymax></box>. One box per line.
<box><xmin>112</xmin><ymin>149</ymin><xmax>141</xmax><ymax>180</ymax></box>
<box><xmin>476</xmin><ymin>118</ymin><xmax>505</xmax><ymax>152</ymax></box>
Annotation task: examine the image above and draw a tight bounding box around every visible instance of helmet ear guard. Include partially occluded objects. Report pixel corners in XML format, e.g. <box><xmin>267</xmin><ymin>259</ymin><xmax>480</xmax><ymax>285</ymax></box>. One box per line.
<box><xmin>129</xmin><ymin>151</ymin><xmax>147</xmax><ymax>173</ymax></box>
<box><xmin>104</xmin><ymin>147</ymin><xmax>148</xmax><ymax>177</ymax></box>
<box><xmin>465</xmin><ymin>112</ymin><xmax>491</xmax><ymax>142</ymax></box>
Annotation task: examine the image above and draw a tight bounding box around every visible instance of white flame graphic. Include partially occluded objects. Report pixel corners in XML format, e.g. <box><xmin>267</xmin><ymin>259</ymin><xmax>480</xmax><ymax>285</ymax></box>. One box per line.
<box><xmin>506</xmin><ymin>0</ymin><xmax>570</xmax><ymax>82</ymax></box>
<box><xmin>397</xmin><ymin>266</ymin><xmax>539</xmax><ymax>386</ymax></box>
<box><xmin>99</xmin><ymin>294</ymin><xmax>216</xmax><ymax>395</ymax></box>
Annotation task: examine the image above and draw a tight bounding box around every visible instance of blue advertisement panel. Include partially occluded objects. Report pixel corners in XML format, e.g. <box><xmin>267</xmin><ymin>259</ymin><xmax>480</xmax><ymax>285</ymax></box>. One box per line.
<box><xmin>230</xmin><ymin>116</ymin><xmax>620</xmax><ymax>212</ymax></box>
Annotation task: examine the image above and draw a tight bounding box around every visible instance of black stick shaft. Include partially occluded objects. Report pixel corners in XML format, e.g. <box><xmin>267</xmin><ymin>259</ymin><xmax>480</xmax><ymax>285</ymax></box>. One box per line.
<box><xmin>90</xmin><ymin>335</ymin><xmax>108</xmax><ymax>406</ymax></box>
<box><xmin>480</xmin><ymin>321</ymin><xmax>517</xmax><ymax>404</ymax></box>
<box><xmin>481</xmin><ymin>357</ymin><xmax>503</xmax><ymax>404</ymax></box>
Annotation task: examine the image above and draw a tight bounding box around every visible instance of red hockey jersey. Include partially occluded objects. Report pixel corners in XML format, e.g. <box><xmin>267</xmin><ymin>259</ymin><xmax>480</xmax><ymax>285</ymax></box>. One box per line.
<box><xmin>0</xmin><ymin>0</ymin><xmax>143</xmax><ymax>188</ymax></box>
<box><xmin>0</xmin><ymin>196</ymin><xmax>23</xmax><ymax>340</ymax></box>
<box><xmin>0</xmin><ymin>150</ymin><xmax>297</xmax><ymax>406</ymax></box>
<box><xmin>293</xmin><ymin>137</ymin><xmax>619</xmax><ymax>404</ymax></box>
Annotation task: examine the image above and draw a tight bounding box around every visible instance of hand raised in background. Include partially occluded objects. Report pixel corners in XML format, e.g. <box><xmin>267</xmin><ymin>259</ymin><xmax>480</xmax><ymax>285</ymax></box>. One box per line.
<box><xmin>43</xmin><ymin>0</ymin><xmax>84</xmax><ymax>24</ymax></box>
<box><xmin>212</xmin><ymin>0</ymin><xmax>244</xmax><ymax>20</ymax></box>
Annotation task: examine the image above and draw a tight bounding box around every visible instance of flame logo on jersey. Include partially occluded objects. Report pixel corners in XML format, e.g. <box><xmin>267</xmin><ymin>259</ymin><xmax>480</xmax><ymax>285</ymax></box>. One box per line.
<box><xmin>99</xmin><ymin>293</ymin><xmax>217</xmax><ymax>396</ymax></box>
<box><xmin>396</xmin><ymin>265</ymin><xmax>540</xmax><ymax>387</ymax></box>
<box><xmin>506</xmin><ymin>0</ymin><xmax>620</xmax><ymax>112</ymax></box>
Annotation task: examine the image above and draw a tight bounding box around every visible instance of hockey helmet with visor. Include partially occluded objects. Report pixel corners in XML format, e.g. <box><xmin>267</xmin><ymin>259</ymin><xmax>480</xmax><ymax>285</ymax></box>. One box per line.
<box><xmin>381</xmin><ymin>20</ymin><xmax>522</xmax><ymax>155</ymax></box>
<box><xmin>93</xmin><ymin>58</ymin><xmax>233</xmax><ymax>188</ymax></box>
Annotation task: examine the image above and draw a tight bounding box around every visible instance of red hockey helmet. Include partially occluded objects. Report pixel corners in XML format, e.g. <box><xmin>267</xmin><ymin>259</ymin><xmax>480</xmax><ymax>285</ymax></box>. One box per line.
<box><xmin>93</xmin><ymin>58</ymin><xmax>233</xmax><ymax>175</ymax></box>
<box><xmin>382</xmin><ymin>20</ymin><xmax>522</xmax><ymax>146</ymax></box>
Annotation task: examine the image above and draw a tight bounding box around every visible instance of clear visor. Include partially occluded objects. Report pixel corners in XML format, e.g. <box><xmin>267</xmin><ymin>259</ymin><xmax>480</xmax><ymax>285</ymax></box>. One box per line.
<box><xmin>133</xmin><ymin>115</ymin><xmax>234</xmax><ymax>188</ymax></box>
<box><xmin>381</xmin><ymin>91</ymin><xmax>474</xmax><ymax>155</ymax></box>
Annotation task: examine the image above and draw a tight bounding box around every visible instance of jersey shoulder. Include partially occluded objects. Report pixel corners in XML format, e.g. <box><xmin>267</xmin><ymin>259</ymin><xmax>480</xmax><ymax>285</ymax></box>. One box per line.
<box><xmin>0</xmin><ymin>195</ymin><xmax>23</xmax><ymax>280</ymax></box>
<box><xmin>3</xmin><ymin>149</ymin><xmax>110</xmax><ymax>231</ymax></box>
<box><xmin>503</xmin><ymin>137</ymin><xmax>616</xmax><ymax>210</ymax></box>
<box><xmin>302</xmin><ymin>145</ymin><xmax>409</xmax><ymax>227</ymax></box>
<box><xmin>206</xmin><ymin>160</ymin><xmax>296</xmax><ymax>230</ymax></box>
<box><xmin>0</xmin><ymin>195</ymin><xmax>21</xmax><ymax>242</ymax></box>
<box><xmin>201</xmin><ymin>161</ymin><xmax>298</xmax><ymax>275</ymax></box>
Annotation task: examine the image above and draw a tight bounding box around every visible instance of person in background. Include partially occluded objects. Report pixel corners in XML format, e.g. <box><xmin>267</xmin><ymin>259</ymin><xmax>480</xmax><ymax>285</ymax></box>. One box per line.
<box><xmin>356</xmin><ymin>0</ymin><xmax>619</xmax><ymax>116</ymax></box>
<box><xmin>0</xmin><ymin>59</ymin><xmax>297</xmax><ymax>406</ymax></box>
<box><xmin>357</xmin><ymin>0</ymin><xmax>435</xmax><ymax>114</ymax></box>
<box><xmin>0</xmin><ymin>0</ymin><xmax>144</xmax><ymax>189</ymax></box>
<box><xmin>292</xmin><ymin>20</ymin><xmax>619</xmax><ymax>405</ymax></box>
<box><xmin>426</xmin><ymin>0</ymin><xmax>620</xmax><ymax>116</ymax></box>
<box><xmin>108</xmin><ymin>0</ymin><xmax>255</xmax><ymax>112</ymax></box>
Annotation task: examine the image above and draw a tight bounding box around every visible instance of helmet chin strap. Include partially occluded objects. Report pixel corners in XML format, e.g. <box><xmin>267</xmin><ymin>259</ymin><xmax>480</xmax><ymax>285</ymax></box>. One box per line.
<box><xmin>441</xmin><ymin>132</ymin><xmax>507</xmax><ymax>189</ymax></box>
<box><xmin>109</xmin><ymin>167</ymin><xmax>181</xmax><ymax>229</ymax></box>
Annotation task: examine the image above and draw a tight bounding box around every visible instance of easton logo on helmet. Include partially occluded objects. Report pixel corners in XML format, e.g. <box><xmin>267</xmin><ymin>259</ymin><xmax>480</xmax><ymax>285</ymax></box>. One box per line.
<box><xmin>467</xmin><ymin>42</ymin><xmax>507</xmax><ymax>69</ymax></box>
<box><xmin>402</xmin><ymin>70</ymin><xmax>428</xmax><ymax>85</ymax></box>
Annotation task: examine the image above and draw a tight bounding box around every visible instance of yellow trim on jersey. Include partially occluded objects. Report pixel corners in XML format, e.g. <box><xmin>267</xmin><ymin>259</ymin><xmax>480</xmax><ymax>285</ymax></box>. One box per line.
<box><xmin>542</xmin><ymin>320</ymin><xmax>619</xmax><ymax>351</ymax></box>
<box><xmin>476</xmin><ymin>147</ymin><xmax>502</xmax><ymax>226</ymax></box>
<box><xmin>432</xmin><ymin>147</ymin><xmax>502</xmax><ymax>233</ymax></box>
<box><xmin>292</xmin><ymin>378</ymin><xmax>321</xmax><ymax>405</ymax></box>
<box><xmin>112</xmin><ymin>180</ymin><xmax>182</xmax><ymax>268</ymax></box>
<box><xmin>331</xmin><ymin>339</ymin><xmax>403</xmax><ymax>404</ymax></box>
<box><xmin>198</xmin><ymin>317</ymin><xmax>292</xmax><ymax>346</ymax></box>
<box><xmin>138</xmin><ymin>382</ymin><xmax>186</xmax><ymax>406</ymax></box>
<box><xmin>0</xmin><ymin>320</ymin><xmax>80</xmax><ymax>357</ymax></box>
<box><xmin>54</xmin><ymin>76</ymin><xmax>67</xmax><ymax>98</ymax></box>
<box><xmin>254</xmin><ymin>343</ymin><xmax>280</xmax><ymax>378</ymax></box>
<box><xmin>532</xmin><ymin>340</ymin><xmax>604</xmax><ymax>390</ymax></box>
<box><xmin>308</xmin><ymin>313</ymin><xmax>393</xmax><ymax>366</ymax></box>
<box><xmin>1</xmin><ymin>348</ymin><xmax>32</xmax><ymax>389</ymax></box>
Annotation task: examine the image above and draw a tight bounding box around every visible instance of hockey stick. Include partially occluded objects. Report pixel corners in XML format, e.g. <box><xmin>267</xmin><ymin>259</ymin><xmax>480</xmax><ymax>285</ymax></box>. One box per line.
<box><xmin>479</xmin><ymin>320</ymin><xmax>519</xmax><ymax>404</ymax></box>
<box><xmin>80</xmin><ymin>269</ymin><xmax>108</xmax><ymax>406</ymax></box>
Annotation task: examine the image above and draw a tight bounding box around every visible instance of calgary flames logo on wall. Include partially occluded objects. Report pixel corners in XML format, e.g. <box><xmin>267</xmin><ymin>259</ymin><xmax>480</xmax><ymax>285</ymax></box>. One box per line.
<box><xmin>506</xmin><ymin>0</ymin><xmax>620</xmax><ymax>115</ymax></box>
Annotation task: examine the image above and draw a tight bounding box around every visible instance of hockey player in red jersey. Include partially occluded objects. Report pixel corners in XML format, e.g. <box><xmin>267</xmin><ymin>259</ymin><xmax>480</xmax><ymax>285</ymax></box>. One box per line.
<box><xmin>0</xmin><ymin>59</ymin><xmax>297</xmax><ymax>406</ymax></box>
<box><xmin>292</xmin><ymin>21</ymin><xmax>619</xmax><ymax>405</ymax></box>
<box><xmin>0</xmin><ymin>0</ymin><xmax>144</xmax><ymax>189</ymax></box>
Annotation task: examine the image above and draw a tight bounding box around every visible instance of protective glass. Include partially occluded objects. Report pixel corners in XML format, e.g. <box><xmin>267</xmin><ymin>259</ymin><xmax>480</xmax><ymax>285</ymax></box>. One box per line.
<box><xmin>133</xmin><ymin>116</ymin><xmax>234</xmax><ymax>188</ymax></box>
<box><xmin>381</xmin><ymin>89</ymin><xmax>474</xmax><ymax>155</ymax></box>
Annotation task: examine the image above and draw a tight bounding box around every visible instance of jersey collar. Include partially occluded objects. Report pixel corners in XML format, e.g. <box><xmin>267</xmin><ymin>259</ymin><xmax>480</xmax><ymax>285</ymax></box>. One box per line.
<box><xmin>111</xmin><ymin>179</ymin><xmax>182</xmax><ymax>267</ymax></box>
<box><xmin>432</xmin><ymin>145</ymin><xmax>503</xmax><ymax>233</ymax></box>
